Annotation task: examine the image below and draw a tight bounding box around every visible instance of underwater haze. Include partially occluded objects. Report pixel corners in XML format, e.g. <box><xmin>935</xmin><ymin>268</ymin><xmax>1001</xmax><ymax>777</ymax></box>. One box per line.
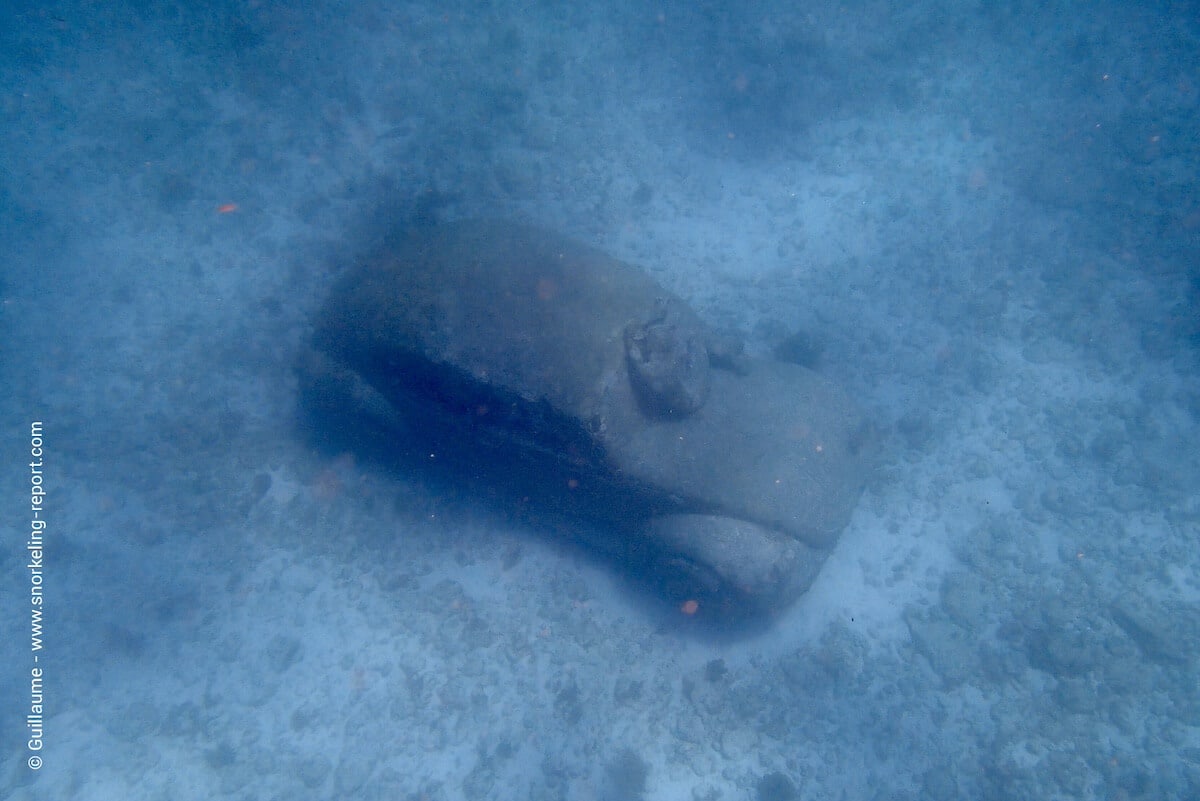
<box><xmin>1</xmin><ymin>1</ymin><xmax>1198</xmax><ymax>799</ymax></box>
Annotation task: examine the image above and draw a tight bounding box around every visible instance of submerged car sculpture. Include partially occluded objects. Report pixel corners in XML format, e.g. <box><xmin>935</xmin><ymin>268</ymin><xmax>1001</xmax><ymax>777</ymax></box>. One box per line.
<box><xmin>300</xmin><ymin>219</ymin><xmax>869</xmax><ymax>618</ymax></box>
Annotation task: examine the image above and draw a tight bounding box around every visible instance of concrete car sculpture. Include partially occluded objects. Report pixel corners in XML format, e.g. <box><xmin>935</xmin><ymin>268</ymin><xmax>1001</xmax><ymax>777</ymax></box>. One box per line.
<box><xmin>299</xmin><ymin>219</ymin><xmax>869</xmax><ymax>618</ymax></box>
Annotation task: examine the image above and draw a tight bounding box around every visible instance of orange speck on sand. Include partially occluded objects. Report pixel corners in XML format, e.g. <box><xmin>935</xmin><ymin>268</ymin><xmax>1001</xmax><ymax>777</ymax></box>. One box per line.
<box><xmin>787</xmin><ymin>422</ymin><xmax>812</xmax><ymax>441</ymax></box>
<box><xmin>535</xmin><ymin>277</ymin><xmax>558</xmax><ymax>302</ymax></box>
<box><xmin>310</xmin><ymin>468</ymin><xmax>343</xmax><ymax>502</ymax></box>
<box><xmin>216</xmin><ymin>203</ymin><xmax>238</xmax><ymax>214</ymax></box>
<box><xmin>680</xmin><ymin>599</ymin><xmax>700</xmax><ymax>615</ymax></box>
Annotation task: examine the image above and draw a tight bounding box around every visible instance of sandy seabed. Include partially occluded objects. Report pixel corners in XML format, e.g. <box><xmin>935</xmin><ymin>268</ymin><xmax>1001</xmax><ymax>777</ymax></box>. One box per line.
<box><xmin>1</xmin><ymin>2</ymin><xmax>1197</xmax><ymax>799</ymax></box>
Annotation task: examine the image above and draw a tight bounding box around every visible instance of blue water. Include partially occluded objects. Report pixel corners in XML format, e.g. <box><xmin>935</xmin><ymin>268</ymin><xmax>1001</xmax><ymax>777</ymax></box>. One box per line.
<box><xmin>1</xmin><ymin>1</ymin><xmax>1197</xmax><ymax>799</ymax></box>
